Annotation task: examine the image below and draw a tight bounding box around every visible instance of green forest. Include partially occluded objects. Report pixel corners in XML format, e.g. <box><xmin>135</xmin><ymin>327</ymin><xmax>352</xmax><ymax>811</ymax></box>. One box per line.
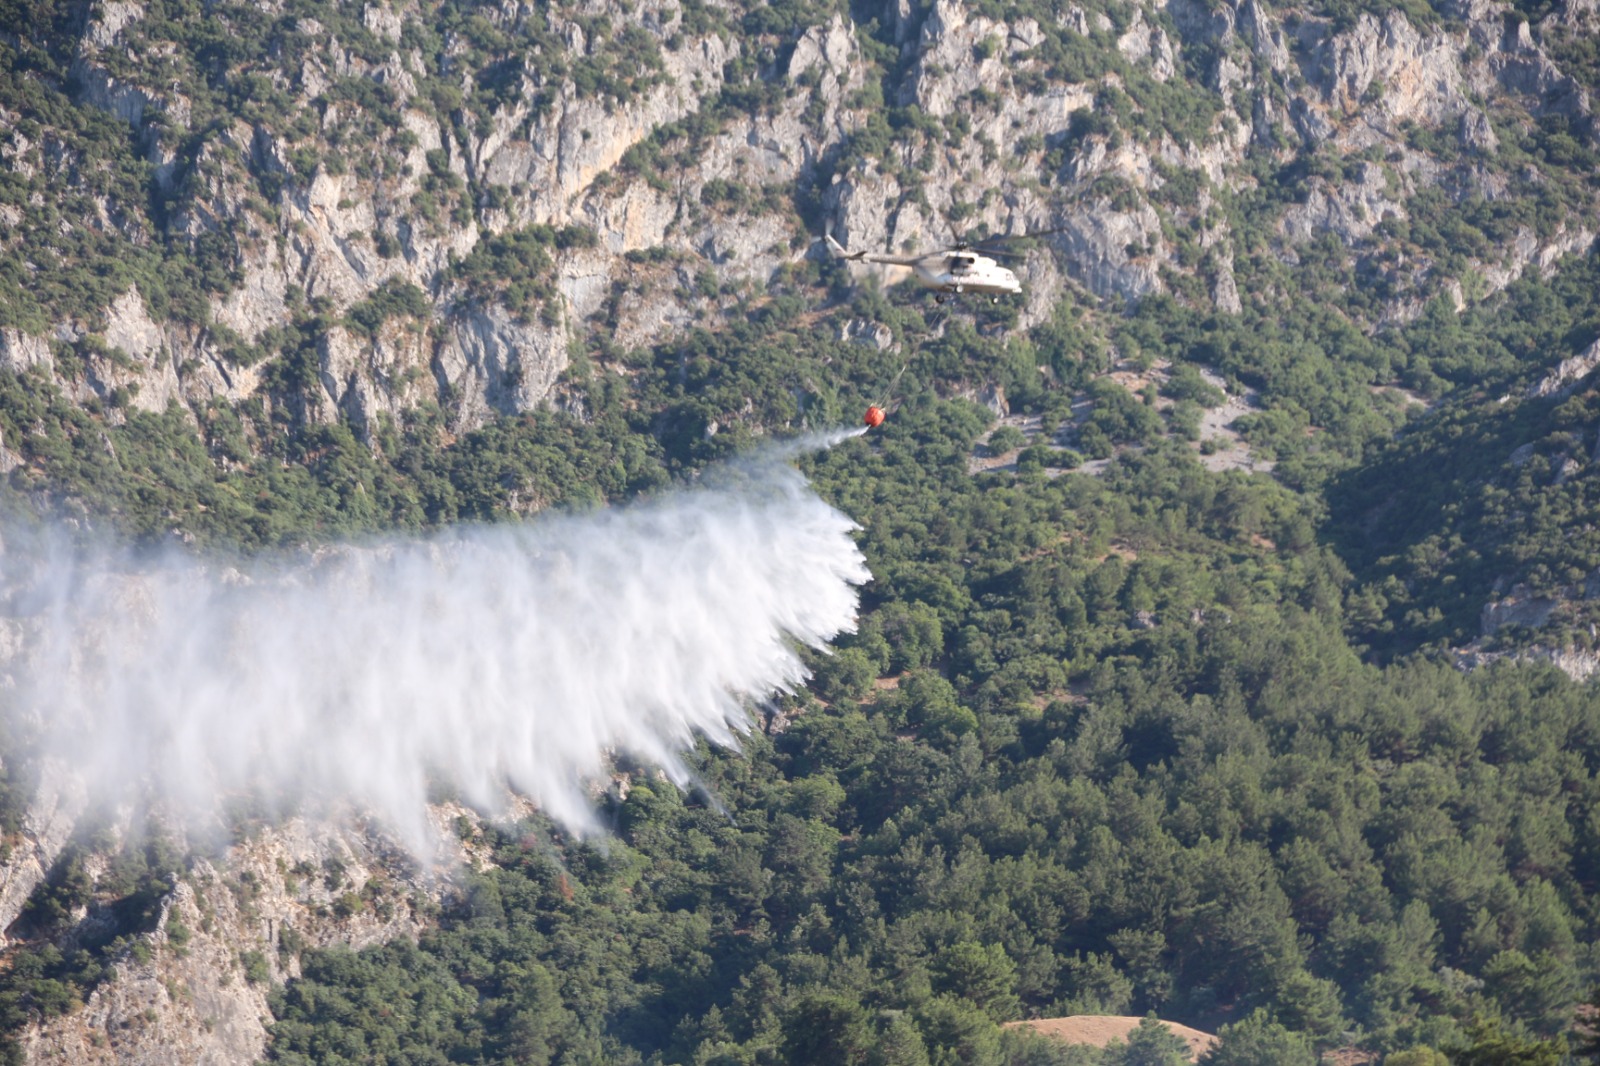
<box><xmin>5</xmin><ymin>275</ymin><xmax>1600</xmax><ymax>1063</ymax></box>
<box><xmin>4</xmin><ymin>0</ymin><xmax>1600</xmax><ymax>1061</ymax></box>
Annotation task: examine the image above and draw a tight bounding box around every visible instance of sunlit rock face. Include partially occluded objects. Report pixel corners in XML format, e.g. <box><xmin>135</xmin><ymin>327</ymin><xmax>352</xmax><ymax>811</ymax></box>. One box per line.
<box><xmin>4</xmin><ymin>0</ymin><xmax>1583</xmax><ymax>434</ymax></box>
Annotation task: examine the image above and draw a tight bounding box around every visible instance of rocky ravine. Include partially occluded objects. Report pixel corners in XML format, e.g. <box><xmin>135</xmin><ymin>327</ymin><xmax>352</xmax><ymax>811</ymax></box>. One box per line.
<box><xmin>5</xmin><ymin>796</ymin><xmax>503</xmax><ymax>1065</ymax></box>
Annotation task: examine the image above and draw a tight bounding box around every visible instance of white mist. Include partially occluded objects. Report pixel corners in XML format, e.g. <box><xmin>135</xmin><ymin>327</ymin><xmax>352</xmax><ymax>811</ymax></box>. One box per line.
<box><xmin>0</xmin><ymin>437</ymin><xmax>870</xmax><ymax>849</ymax></box>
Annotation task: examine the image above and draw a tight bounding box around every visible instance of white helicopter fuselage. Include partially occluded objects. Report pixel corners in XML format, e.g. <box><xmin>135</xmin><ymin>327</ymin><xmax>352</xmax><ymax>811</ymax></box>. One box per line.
<box><xmin>910</xmin><ymin>253</ymin><xmax>1022</xmax><ymax>296</ymax></box>
<box><xmin>826</xmin><ymin>234</ymin><xmax>1023</xmax><ymax>298</ymax></box>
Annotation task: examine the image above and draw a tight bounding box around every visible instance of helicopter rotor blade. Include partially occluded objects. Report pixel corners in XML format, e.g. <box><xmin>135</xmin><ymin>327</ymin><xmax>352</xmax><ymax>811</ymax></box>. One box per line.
<box><xmin>970</xmin><ymin>225</ymin><xmax>1071</xmax><ymax>251</ymax></box>
<box><xmin>945</xmin><ymin>208</ymin><xmax>974</xmax><ymax>252</ymax></box>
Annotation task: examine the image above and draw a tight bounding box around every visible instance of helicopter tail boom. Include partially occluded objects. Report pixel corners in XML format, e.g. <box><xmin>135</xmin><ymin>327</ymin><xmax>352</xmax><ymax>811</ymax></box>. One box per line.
<box><xmin>825</xmin><ymin>230</ymin><xmax>924</xmax><ymax>266</ymax></box>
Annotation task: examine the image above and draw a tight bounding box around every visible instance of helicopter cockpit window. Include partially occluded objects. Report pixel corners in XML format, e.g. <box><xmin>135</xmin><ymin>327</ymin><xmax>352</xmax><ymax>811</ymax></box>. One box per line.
<box><xmin>952</xmin><ymin>256</ymin><xmax>974</xmax><ymax>272</ymax></box>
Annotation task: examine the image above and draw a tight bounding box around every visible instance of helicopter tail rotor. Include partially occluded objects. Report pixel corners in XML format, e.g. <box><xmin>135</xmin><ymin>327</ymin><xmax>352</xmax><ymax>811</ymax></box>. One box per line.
<box><xmin>823</xmin><ymin>222</ymin><xmax>866</xmax><ymax>261</ymax></box>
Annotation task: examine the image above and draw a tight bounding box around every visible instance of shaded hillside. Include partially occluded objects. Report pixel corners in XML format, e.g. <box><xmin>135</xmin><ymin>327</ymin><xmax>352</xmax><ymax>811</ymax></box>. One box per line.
<box><xmin>1326</xmin><ymin>250</ymin><xmax>1600</xmax><ymax>658</ymax></box>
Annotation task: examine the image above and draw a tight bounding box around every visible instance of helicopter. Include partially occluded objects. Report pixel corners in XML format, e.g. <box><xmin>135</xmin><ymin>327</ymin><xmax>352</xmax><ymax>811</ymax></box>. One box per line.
<box><xmin>823</xmin><ymin>224</ymin><xmax>1062</xmax><ymax>303</ymax></box>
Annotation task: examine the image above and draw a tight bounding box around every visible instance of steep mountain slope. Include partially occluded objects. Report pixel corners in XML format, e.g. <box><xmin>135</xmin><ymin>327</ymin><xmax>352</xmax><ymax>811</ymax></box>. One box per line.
<box><xmin>3</xmin><ymin>0</ymin><xmax>1597</xmax><ymax>431</ymax></box>
<box><xmin>2</xmin><ymin>0</ymin><xmax>1600</xmax><ymax>1062</ymax></box>
<box><xmin>1327</xmin><ymin>249</ymin><xmax>1600</xmax><ymax>665</ymax></box>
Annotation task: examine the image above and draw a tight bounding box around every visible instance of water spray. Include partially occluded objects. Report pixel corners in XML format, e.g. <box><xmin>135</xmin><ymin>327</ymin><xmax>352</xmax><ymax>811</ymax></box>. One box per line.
<box><xmin>0</xmin><ymin>433</ymin><xmax>870</xmax><ymax>852</ymax></box>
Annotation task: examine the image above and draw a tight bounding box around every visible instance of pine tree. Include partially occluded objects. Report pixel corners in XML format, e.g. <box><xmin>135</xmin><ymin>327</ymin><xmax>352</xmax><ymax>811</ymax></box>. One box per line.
<box><xmin>1449</xmin><ymin>1015</ymin><xmax>1565</xmax><ymax>1066</ymax></box>
<box><xmin>1200</xmin><ymin>1009</ymin><xmax>1316</xmax><ymax>1066</ymax></box>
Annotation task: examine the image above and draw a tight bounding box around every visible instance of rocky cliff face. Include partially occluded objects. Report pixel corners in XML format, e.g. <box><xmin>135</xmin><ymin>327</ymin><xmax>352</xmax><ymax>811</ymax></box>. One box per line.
<box><xmin>5</xmin><ymin>0</ymin><xmax>1595</xmax><ymax>438</ymax></box>
<box><xmin>9</xmin><ymin>806</ymin><xmax>496</xmax><ymax>1065</ymax></box>
<box><xmin>0</xmin><ymin>764</ymin><xmax>87</xmax><ymax>950</ymax></box>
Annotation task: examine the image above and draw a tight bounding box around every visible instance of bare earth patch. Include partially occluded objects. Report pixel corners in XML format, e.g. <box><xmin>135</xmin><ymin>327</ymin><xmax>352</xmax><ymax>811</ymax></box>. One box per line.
<box><xmin>968</xmin><ymin>363</ymin><xmax>1278</xmax><ymax>479</ymax></box>
<box><xmin>1195</xmin><ymin>366</ymin><xmax>1273</xmax><ymax>474</ymax></box>
<box><xmin>1005</xmin><ymin>1016</ymin><xmax>1218</xmax><ymax>1062</ymax></box>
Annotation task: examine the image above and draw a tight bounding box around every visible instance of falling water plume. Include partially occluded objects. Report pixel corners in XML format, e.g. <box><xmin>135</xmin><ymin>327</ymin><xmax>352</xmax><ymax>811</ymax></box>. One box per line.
<box><xmin>0</xmin><ymin>432</ymin><xmax>870</xmax><ymax>852</ymax></box>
